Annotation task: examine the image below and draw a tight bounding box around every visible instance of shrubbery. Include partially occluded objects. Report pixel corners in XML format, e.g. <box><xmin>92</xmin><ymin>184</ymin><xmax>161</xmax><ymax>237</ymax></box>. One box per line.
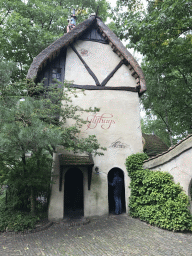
<box><xmin>0</xmin><ymin>190</ymin><xmax>44</xmax><ymax>232</ymax></box>
<box><xmin>126</xmin><ymin>153</ymin><xmax>192</xmax><ymax>231</ymax></box>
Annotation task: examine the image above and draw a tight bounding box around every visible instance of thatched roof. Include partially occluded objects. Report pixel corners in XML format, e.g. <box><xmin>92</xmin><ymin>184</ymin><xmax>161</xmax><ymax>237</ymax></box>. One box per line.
<box><xmin>144</xmin><ymin>134</ymin><xmax>192</xmax><ymax>163</ymax></box>
<box><xmin>142</xmin><ymin>133</ymin><xmax>169</xmax><ymax>157</ymax></box>
<box><xmin>27</xmin><ymin>15</ymin><xmax>146</xmax><ymax>95</ymax></box>
<box><xmin>58</xmin><ymin>154</ymin><xmax>94</xmax><ymax>166</ymax></box>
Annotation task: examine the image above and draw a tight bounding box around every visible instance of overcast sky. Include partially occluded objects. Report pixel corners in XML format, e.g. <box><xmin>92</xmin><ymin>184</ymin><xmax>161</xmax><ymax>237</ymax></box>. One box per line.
<box><xmin>107</xmin><ymin>0</ymin><xmax>147</xmax><ymax>9</ymax></box>
<box><xmin>108</xmin><ymin>0</ymin><xmax>117</xmax><ymax>7</ymax></box>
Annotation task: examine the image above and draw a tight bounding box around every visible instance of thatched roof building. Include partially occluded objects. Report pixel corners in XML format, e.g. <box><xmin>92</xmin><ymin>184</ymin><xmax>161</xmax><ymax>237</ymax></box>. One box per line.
<box><xmin>27</xmin><ymin>15</ymin><xmax>146</xmax><ymax>95</ymax></box>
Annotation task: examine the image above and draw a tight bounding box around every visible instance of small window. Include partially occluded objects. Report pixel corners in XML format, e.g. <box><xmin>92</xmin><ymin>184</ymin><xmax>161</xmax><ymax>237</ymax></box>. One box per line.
<box><xmin>52</xmin><ymin>68</ymin><xmax>61</xmax><ymax>82</ymax></box>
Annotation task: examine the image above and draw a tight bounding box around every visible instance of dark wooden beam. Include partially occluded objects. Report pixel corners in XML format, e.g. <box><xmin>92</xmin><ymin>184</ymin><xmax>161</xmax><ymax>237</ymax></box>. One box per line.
<box><xmin>101</xmin><ymin>59</ymin><xmax>124</xmax><ymax>87</ymax></box>
<box><xmin>70</xmin><ymin>44</ymin><xmax>101</xmax><ymax>86</ymax></box>
<box><xmin>70</xmin><ymin>84</ymin><xmax>139</xmax><ymax>92</ymax></box>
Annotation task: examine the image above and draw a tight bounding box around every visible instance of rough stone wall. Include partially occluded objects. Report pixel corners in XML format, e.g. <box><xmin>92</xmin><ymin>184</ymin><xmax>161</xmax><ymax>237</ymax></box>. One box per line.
<box><xmin>48</xmin><ymin>40</ymin><xmax>143</xmax><ymax>220</ymax></box>
<box><xmin>143</xmin><ymin>136</ymin><xmax>192</xmax><ymax>213</ymax></box>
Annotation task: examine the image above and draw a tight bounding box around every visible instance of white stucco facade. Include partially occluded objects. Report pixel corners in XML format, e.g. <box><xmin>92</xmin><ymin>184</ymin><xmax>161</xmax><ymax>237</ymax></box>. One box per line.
<box><xmin>48</xmin><ymin>40</ymin><xmax>143</xmax><ymax>221</ymax></box>
<box><xmin>66</xmin><ymin>40</ymin><xmax>137</xmax><ymax>87</ymax></box>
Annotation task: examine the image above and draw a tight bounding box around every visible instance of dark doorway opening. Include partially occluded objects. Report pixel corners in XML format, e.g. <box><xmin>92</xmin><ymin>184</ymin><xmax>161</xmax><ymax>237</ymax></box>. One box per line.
<box><xmin>108</xmin><ymin>168</ymin><xmax>126</xmax><ymax>214</ymax></box>
<box><xmin>64</xmin><ymin>168</ymin><xmax>84</xmax><ymax>219</ymax></box>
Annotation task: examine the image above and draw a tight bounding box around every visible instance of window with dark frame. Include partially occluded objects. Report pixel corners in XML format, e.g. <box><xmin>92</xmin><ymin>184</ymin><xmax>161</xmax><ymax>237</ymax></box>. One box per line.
<box><xmin>52</xmin><ymin>68</ymin><xmax>62</xmax><ymax>83</ymax></box>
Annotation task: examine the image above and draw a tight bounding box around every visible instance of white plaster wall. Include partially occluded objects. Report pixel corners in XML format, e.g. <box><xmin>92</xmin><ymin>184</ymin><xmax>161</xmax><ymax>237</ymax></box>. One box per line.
<box><xmin>65</xmin><ymin>40</ymin><xmax>137</xmax><ymax>87</ymax></box>
<box><xmin>143</xmin><ymin>138</ymin><xmax>192</xmax><ymax>213</ymax></box>
<box><xmin>65</xmin><ymin>44</ymin><xmax>95</xmax><ymax>85</ymax></box>
<box><xmin>49</xmin><ymin>40</ymin><xmax>143</xmax><ymax>220</ymax></box>
<box><xmin>48</xmin><ymin>153</ymin><xmax>64</xmax><ymax>220</ymax></box>
<box><xmin>65</xmin><ymin>89</ymin><xmax>142</xmax><ymax>217</ymax></box>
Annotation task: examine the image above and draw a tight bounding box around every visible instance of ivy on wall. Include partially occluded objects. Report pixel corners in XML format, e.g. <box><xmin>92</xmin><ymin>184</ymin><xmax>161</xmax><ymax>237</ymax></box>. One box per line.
<box><xmin>126</xmin><ymin>153</ymin><xmax>192</xmax><ymax>231</ymax></box>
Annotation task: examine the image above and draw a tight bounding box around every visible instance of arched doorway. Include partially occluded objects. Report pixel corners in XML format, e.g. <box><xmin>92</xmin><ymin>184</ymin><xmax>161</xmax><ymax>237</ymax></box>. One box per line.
<box><xmin>108</xmin><ymin>168</ymin><xmax>126</xmax><ymax>214</ymax></box>
<box><xmin>64</xmin><ymin>168</ymin><xmax>84</xmax><ymax>219</ymax></box>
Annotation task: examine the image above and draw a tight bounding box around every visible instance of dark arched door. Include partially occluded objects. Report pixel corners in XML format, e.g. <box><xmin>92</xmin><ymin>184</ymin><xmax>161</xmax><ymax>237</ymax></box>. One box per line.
<box><xmin>108</xmin><ymin>168</ymin><xmax>126</xmax><ymax>214</ymax></box>
<box><xmin>64</xmin><ymin>168</ymin><xmax>84</xmax><ymax>218</ymax></box>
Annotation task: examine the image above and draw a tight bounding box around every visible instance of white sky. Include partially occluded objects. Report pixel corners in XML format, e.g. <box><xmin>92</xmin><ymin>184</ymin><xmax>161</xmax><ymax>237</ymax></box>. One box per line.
<box><xmin>108</xmin><ymin>0</ymin><xmax>147</xmax><ymax>8</ymax></box>
<box><xmin>108</xmin><ymin>0</ymin><xmax>117</xmax><ymax>7</ymax></box>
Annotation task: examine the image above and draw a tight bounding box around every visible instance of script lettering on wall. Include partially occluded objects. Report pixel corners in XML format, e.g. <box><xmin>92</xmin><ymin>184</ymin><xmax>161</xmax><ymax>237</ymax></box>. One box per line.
<box><xmin>109</xmin><ymin>139</ymin><xmax>129</xmax><ymax>149</ymax></box>
<box><xmin>86</xmin><ymin>113</ymin><xmax>115</xmax><ymax>130</ymax></box>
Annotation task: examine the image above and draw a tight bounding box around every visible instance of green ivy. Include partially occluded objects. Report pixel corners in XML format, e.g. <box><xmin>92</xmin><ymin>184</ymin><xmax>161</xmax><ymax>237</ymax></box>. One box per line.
<box><xmin>126</xmin><ymin>153</ymin><xmax>192</xmax><ymax>231</ymax></box>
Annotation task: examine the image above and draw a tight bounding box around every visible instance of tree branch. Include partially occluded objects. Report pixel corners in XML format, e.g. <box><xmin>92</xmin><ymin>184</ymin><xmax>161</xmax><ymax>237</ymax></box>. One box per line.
<box><xmin>156</xmin><ymin>110</ymin><xmax>173</xmax><ymax>146</ymax></box>
<box><xmin>0</xmin><ymin>9</ymin><xmax>11</xmax><ymax>25</ymax></box>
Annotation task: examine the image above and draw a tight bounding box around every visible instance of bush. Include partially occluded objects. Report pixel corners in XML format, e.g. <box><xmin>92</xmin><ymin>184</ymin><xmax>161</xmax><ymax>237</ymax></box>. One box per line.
<box><xmin>0</xmin><ymin>192</ymin><xmax>39</xmax><ymax>232</ymax></box>
<box><xmin>126</xmin><ymin>153</ymin><xmax>192</xmax><ymax>231</ymax></box>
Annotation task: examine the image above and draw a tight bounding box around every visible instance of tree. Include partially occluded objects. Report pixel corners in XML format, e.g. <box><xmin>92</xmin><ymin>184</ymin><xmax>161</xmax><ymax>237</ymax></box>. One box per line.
<box><xmin>0</xmin><ymin>0</ymin><xmax>109</xmax><ymax>80</ymax></box>
<box><xmin>141</xmin><ymin>117</ymin><xmax>178</xmax><ymax>147</ymax></box>
<box><xmin>141</xmin><ymin>57</ymin><xmax>191</xmax><ymax>145</ymax></box>
<box><xmin>0</xmin><ymin>54</ymin><xmax>16</xmax><ymax>86</ymax></box>
<box><xmin>0</xmin><ymin>0</ymin><xmax>109</xmax><ymax>215</ymax></box>
<box><xmin>113</xmin><ymin>0</ymin><xmax>192</xmax><ymax>145</ymax></box>
<box><xmin>0</xmin><ymin>71</ymin><xmax>104</xmax><ymax>214</ymax></box>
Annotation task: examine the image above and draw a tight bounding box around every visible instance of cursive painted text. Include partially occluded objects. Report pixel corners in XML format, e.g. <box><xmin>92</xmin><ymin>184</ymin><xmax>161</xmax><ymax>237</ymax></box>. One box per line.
<box><xmin>86</xmin><ymin>113</ymin><xmax>115</xmax><ymax>130</ymax></box>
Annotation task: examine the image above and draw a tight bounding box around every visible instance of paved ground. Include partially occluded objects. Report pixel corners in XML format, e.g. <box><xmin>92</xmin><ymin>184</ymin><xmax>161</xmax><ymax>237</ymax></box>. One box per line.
<box><xmin>0</xmin><ymin>214</ymin><xmax>192</xmax><ymax>256</ymax></box>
